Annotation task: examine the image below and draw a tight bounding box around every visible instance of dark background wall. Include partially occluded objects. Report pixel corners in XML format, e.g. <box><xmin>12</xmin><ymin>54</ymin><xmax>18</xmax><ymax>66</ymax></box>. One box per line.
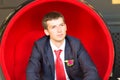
<box><xmin>0</xmin><ymin>0</ymin><xmax>120</xmax><ymax>80</ymax></box>
<box><xmin>86</xmin><ymin>0</ymin><xmax>120</xmax><ymax>31</ymax></box>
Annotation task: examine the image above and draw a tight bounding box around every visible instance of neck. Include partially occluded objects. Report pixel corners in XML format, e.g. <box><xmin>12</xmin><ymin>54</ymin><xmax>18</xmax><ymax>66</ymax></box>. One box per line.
<box><xmin>51</xmin><ymin>40</ymin><xmax>64</xmax><ymax>48</ymax></box>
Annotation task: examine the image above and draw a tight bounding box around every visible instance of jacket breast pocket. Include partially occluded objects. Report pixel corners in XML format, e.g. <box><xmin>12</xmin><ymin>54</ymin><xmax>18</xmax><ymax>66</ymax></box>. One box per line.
<box><xmin>69</xmin><ymin>65</ymin><xmax>83</xmax><ymax>77</ymax></box>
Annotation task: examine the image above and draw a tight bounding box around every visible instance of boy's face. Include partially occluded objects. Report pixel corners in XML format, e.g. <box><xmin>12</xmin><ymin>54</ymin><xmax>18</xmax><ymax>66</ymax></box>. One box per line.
<box><xmin>44</xmin><ymin>17</ymin><xmax>67</xmax><ymax>43</ymax></box>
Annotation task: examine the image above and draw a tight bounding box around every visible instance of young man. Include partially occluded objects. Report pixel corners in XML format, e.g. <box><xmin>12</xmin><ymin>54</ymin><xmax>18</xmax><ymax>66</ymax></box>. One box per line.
<box><xmin>26</xmin><ymin>11</ymin><xmax>101</xmax><ymax>80</ymax></box>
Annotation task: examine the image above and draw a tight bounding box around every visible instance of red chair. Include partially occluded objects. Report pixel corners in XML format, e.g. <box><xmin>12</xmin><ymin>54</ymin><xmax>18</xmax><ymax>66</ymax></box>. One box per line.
<box><xmin>0</xmin><ymin>0</ymin><xmax>114</xmax><ymax>80</ymax></box>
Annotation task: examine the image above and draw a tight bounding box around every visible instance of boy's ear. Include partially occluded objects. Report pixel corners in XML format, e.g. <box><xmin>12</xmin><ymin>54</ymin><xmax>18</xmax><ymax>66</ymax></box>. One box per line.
<box><xmin>44</xmin><ymin>29</ymin><xmax>49</xmax><ymax>36</ymax></box>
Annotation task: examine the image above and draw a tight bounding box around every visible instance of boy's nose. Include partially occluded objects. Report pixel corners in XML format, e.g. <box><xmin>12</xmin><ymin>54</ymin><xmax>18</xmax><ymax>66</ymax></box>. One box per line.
<box><xmin>57</xmin><ymin>26</ymin><xmax>62</xmax><ymax>32</ymax></box>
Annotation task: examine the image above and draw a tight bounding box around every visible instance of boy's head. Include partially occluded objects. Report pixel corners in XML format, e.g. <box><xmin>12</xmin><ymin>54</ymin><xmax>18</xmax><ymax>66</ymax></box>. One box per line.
<box><xmin>42</xmin><ymin>11</ymin><xmax>65</xmax><ymax>29</ymax></box>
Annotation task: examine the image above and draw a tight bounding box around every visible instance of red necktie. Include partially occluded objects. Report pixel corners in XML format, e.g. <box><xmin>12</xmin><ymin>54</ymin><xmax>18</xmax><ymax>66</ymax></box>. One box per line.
<box><xmin>54</xmin><ymin>50</ymin><xmax>66</xmax><ymax>80</ymax></box>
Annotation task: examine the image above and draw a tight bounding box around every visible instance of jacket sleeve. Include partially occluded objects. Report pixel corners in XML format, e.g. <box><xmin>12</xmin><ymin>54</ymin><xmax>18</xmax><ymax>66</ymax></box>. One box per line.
<box><xmin>78</xmin><ymin>43</ymin><xmax>101</xmax><ymax>80</ymax></box>
<box><xmin>26</xmin><ymin>43</ymin><xmax>42</xmax><ymax>80</ymax></box>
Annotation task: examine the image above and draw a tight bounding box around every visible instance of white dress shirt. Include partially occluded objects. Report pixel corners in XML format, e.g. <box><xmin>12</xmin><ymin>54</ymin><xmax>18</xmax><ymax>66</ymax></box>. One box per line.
<box><xmin>50</xmin><ymin>39</ymin><xmax>70</xmax><ymax>80</ymax></box>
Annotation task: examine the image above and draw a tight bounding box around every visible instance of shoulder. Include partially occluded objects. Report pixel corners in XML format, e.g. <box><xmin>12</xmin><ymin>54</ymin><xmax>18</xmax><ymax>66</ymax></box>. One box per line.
<box><xmin>66</xmin><ymin>35</ymin><xmax>82</xmax><ymax>49</ymax></box>
<box><xmin>66</xmin><ymin>35</ymin><xmax>87</xmax><ymax>55</ymax></box>
<box><xmin>66</xmin><ymin>35</ymin><xmax>80</xmax><ymax>44</ymax></box>
<box><xmin>34</xmin><ymin>35</ymin><xmax>49</xmax><ymax>46</ymax></box>
<box><xmin>66</xmin><ymin>35</ymin><xmax>86</xmax><ymax>51</ymax></box>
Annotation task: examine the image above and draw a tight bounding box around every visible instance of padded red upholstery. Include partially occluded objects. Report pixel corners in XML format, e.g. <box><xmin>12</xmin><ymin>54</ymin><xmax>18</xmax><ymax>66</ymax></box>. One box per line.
<box><xmin>14</xmin><ymin>31</ymin><xmax>44</xmax><ymax>80</ymax></box>
<box><xmin>0</xmin><ymin>0</ymin><xmax>114</xmax><ymax>80</ymax></box>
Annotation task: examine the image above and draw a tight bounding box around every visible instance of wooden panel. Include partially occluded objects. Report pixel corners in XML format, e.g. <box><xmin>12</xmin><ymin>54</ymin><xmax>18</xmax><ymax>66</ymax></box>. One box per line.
<box><xmin>0</xmin><ymin>0</ymin><xmax>27</xmax><ymax>7</ymax></box>
<box><xmin>0</xmin><ymin>9</ymin><xmax>13</xmax><ymax>26</ymax></box>
<box><xmin>0</xmin><ymin>0</ymin><xmax>3</xmax><ymax>5</ymax></box>
<box><xmin>86</xmin><ymin>0</ymin><xmax>120</xmax><ymax>15</ymax></box>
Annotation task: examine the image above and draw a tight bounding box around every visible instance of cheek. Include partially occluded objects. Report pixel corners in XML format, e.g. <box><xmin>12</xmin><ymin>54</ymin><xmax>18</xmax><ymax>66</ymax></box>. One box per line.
<box><xmin>64</xmin><ymin>27</ymin><xmax>67</xmax><ymax>31</ymax></box>
<box><xmin>64</xmin><ymin>25</ymin><xmax>67</xmax><ymax>31</ymax></box>
<box><xmin>50</xmin><ymin>30</ymin><xmax>57</xmax><ymax>35</ymax></box>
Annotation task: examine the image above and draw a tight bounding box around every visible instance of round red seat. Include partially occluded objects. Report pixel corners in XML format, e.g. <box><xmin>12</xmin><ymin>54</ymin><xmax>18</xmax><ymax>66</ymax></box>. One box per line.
<box><xmin>0</xmin><ymin>0</ymin><xmax>114</xmax><ymax>80</ymax></box>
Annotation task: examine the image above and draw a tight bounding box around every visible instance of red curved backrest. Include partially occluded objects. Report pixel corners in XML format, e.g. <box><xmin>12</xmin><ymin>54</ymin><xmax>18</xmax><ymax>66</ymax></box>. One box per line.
<box><xmin>0</xmin><ymin>0</ymin><xmax>114</xmax><ymax>80</ymax></box>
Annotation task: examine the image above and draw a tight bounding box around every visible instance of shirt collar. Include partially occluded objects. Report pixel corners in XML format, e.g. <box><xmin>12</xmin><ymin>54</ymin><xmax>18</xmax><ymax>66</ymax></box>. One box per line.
<box><xmin>50</xmin><ymin>39</ymin><xmax>65</xmax><ymax>51</ymax></box>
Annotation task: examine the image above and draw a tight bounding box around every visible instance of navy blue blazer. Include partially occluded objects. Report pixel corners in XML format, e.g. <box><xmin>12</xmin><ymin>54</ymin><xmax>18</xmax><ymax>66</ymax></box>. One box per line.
<box><xmin>26</xmin><ymin>35</ymin><xmax>101</xmax><ymax>80</ymax></box>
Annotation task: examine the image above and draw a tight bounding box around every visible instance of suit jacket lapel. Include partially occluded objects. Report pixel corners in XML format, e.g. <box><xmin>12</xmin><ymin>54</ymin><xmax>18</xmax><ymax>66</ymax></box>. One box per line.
<box><xmin>65</xmin><ymin>41</ymin><xmax>73</xmax><ymax>60</ymax></box>
<box><xmin>65</xmin><ymin>39</ymin><xmax>74</xmax><ymax>79</ymax></box>
<box><xmin>45</xmin><ymin>41</ymin><xmax>55</xmax><ymax>79</ymax></box>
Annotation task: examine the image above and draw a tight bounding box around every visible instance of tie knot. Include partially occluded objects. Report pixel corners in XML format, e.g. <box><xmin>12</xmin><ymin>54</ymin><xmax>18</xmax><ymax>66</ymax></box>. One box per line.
<box><xmin>54</xmin><ymin>49</ymin><xmax>62</xmax><ymax>57</ymax></box>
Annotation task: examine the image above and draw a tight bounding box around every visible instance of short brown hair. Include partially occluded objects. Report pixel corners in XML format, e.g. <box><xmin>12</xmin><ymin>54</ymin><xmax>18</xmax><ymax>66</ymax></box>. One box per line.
<box><xmin>42</xmin><ymin>11</ymin><xmax>65</xmax><ymax>29</ymax></box>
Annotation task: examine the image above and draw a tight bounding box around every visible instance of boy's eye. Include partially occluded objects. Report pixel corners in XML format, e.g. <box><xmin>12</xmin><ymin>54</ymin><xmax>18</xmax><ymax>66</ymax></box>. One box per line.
<box><xmin>52</xmin><ymin>26</ymin><xmax>56</xmax><ymax>29</ymax></box>
<box><xmin>60</xmin><ymin>23</ymin><xmax>65</xmax><ymax>26</ymax></box>
<box><xmin>60</xmin><ymin>24</ymin><xmax>64</xmax><ymax>26</ymax></box>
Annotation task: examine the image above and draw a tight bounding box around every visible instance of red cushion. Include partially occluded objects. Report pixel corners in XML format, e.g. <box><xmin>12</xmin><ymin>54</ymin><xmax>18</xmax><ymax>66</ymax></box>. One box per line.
<box><xmin>14</xmin><ymin>31</ymin><xmax>44</xmax><ymax>80</ymax></box>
